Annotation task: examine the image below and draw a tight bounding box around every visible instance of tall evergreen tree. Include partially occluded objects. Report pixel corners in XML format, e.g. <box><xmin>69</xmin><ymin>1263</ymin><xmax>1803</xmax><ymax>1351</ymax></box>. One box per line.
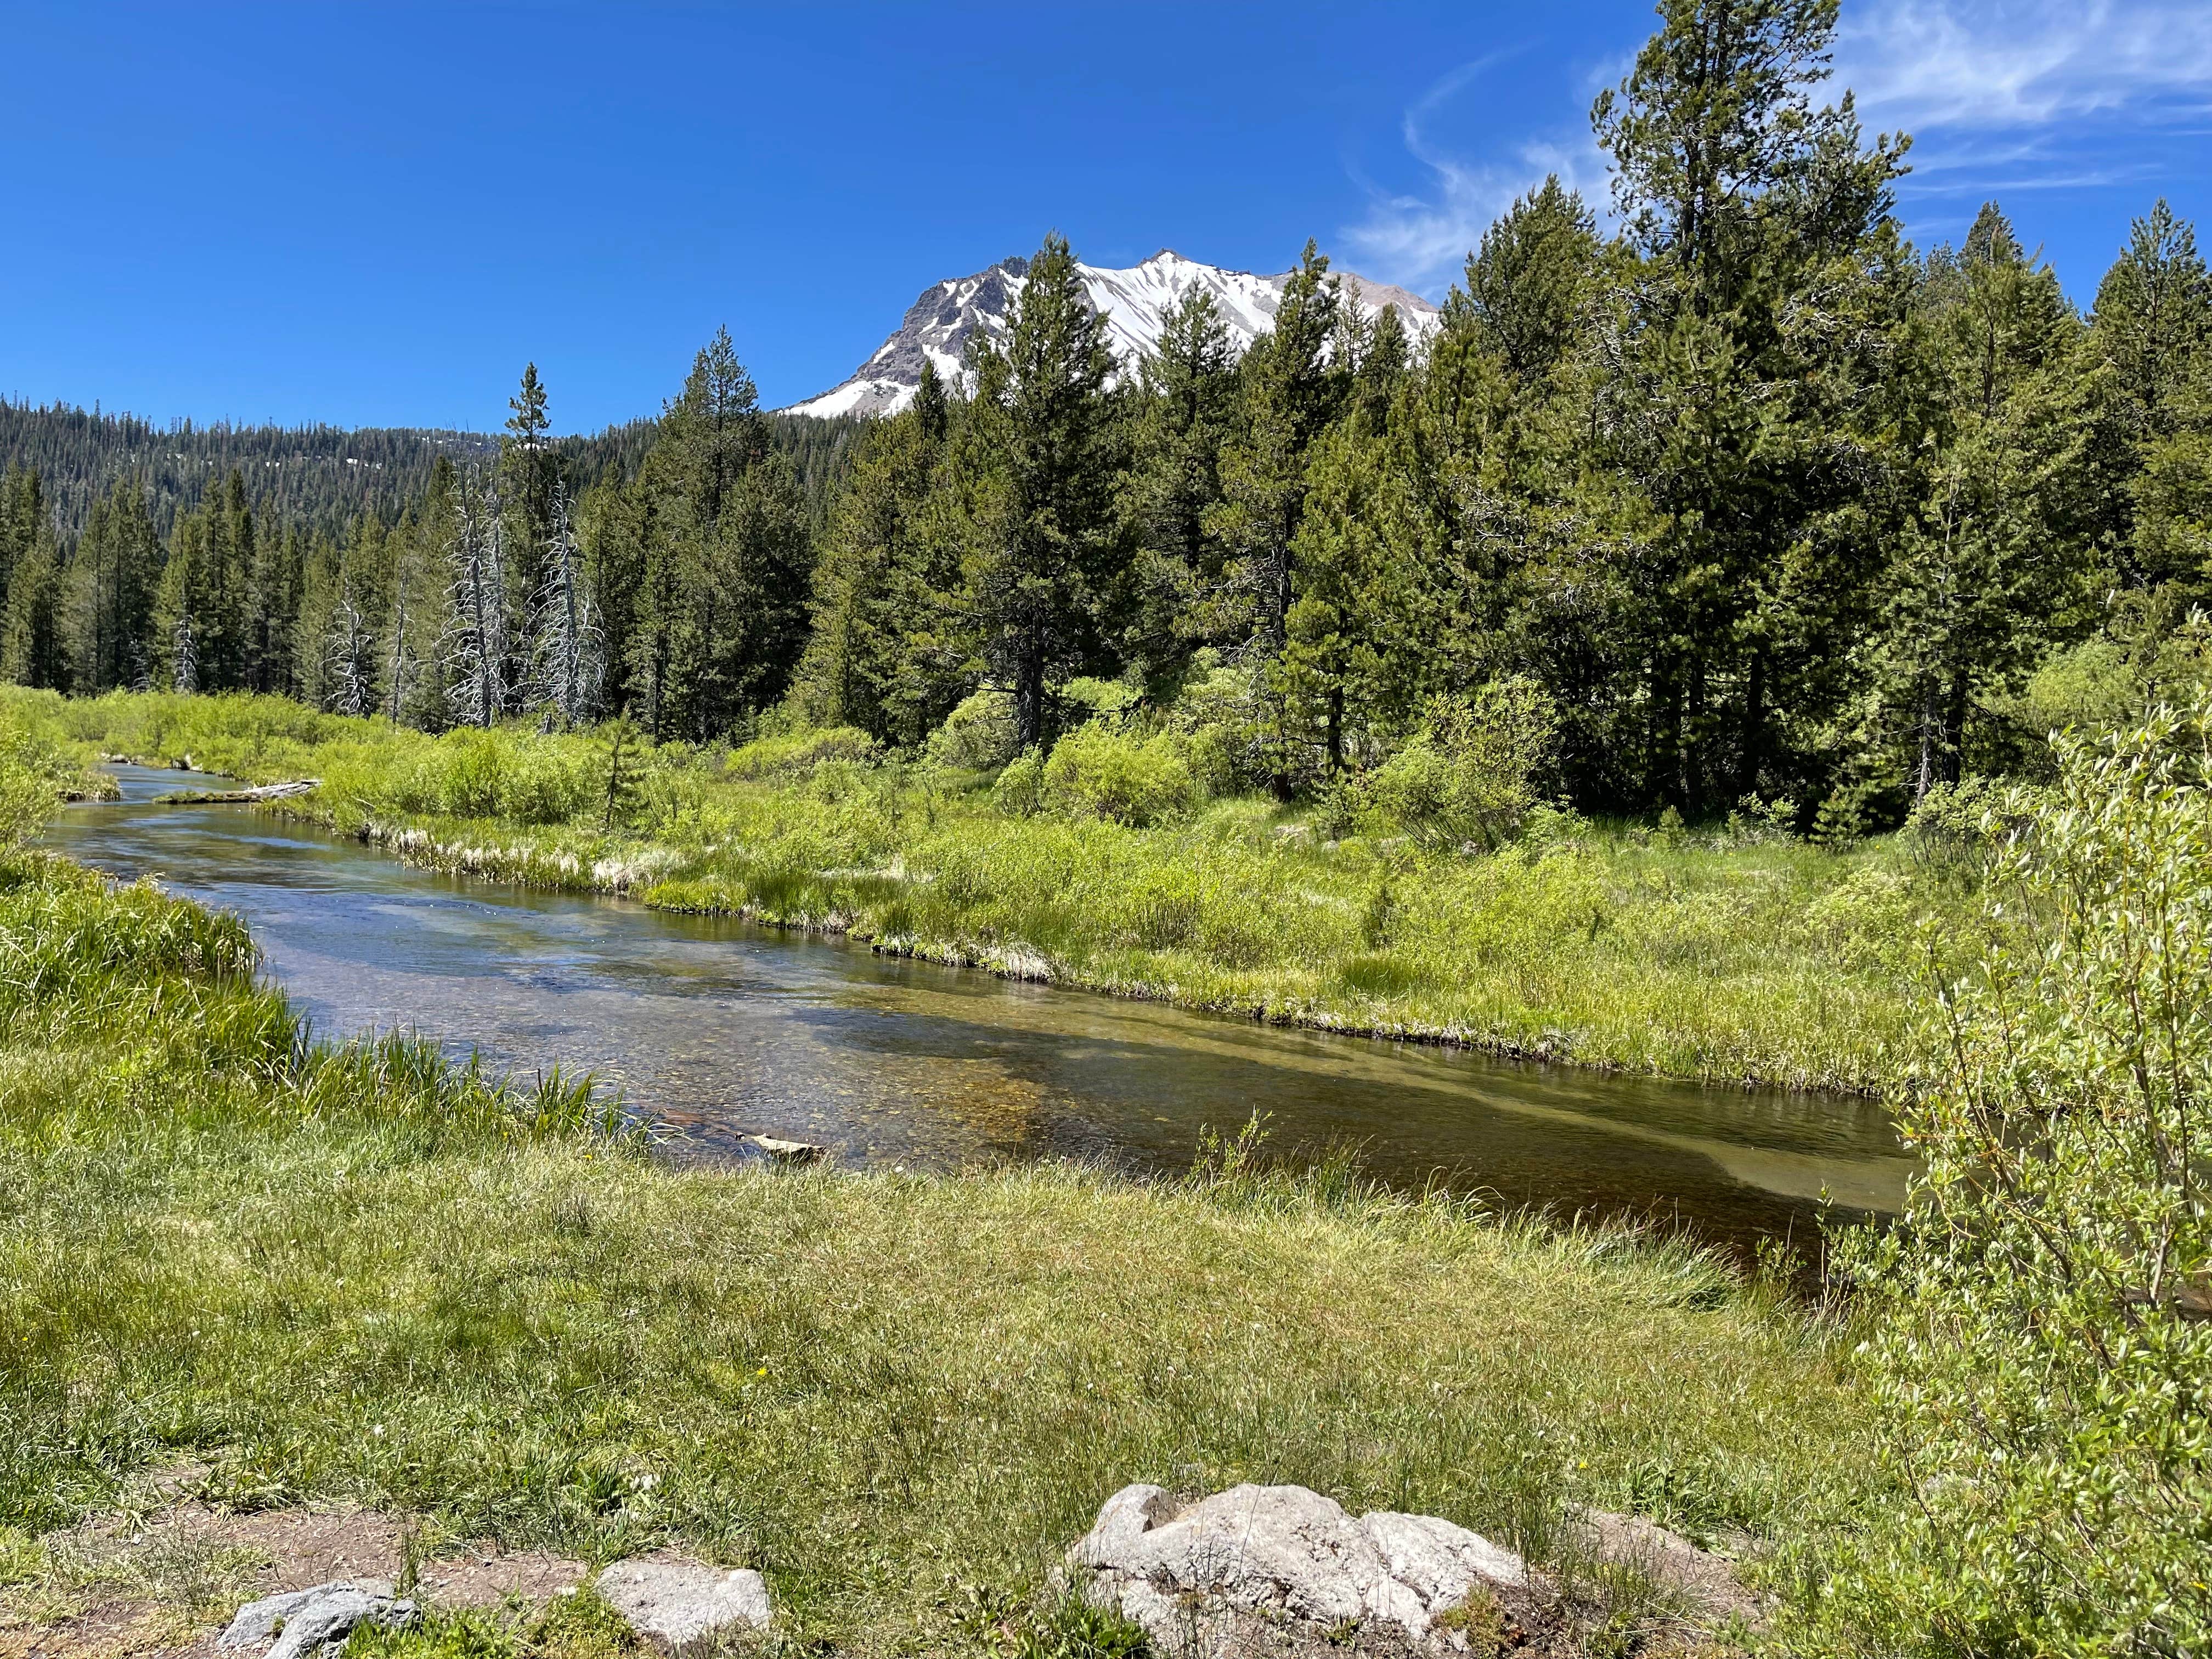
<box><xmin>444</xmin><ymin>475</ymin><xmax>511</xmax><ymax>728</ymax></box>
<box><xmin>2089</xmin><ymin>202</ymin><xmax>2212</xmax><ymax>607</ymax></box>
<box><xmin>640</xmin><ymin>327</ymin><xmax>811</xmax><ymax>740</ymax></box>
<box><xmin>67</xmin><ymin>481</ymin><xmax>159</xmax><ymax>693</ymax></box>
<box><xmin>0</xmin><ymin>465</ymin><xmax>46</xmax><ymax>608</ymax></box>
<box><xmin>150</xmin><ymin>515</ymin><xmax>207</xmax><ymax>693</ymax></box>
<box><xmin>501</xmin><ymin>362</ymin><xmax>558</xmax><ymax>612</ymax></box>
<box><xmin>953</xmin><ymin>233</ymin><xmax>1127</xmax><ymax>751</ymax></box>
<box><xmin>323</xmin><ymin>577</ymin><xmax>376</xmax><ymax>717</ymax></box>
<box><xmin>1123</xmin><ymin>286</ymin><xmax>1239</xmax><ymax>684</ymax></box>
<box><xmin>1454</xmin><ymin>177</ymin><xmax>1602</xmax><ymax>386</ymax></box>
<box><xmin>0</xmin><ymin>518</ymin><xmax>67</xmax><ymax>691</ymax></box>
<box><xmin>1589</xmin><ymin>0</ymin><xmax>1909</xmax><ymax>811</ymax></box>
<box><xmin>1205</xmin><ymin>241</ymin><xmax>1346</xmax><ymax>661</ymax></box>
<box><xmin>1883</xmin><ymin>205</ymin><xmax>2096</xmax><ymax>797</ymax></box>
<box><xmin>380</xmin><ymin>507</ymin><xmax>449</xmax><ymax>729</ymax></box>
<box><xmin>794</xmin><ymin>359</ymin><xmax>960</xmax><ymax>742</ymax></box>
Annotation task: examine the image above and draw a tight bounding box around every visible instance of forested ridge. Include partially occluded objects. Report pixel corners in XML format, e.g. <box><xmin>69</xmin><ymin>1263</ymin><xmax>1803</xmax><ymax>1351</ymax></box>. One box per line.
<box><xmin>5</xmin><ymin>0</ymin><xmax>2208</xmax><ymax>828</ymax></box>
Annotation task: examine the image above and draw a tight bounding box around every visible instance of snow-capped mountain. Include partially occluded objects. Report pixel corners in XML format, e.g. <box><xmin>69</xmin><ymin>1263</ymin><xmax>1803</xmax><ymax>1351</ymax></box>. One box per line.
<box><xmin>782</xmin><ymin>250</ymin><xmax>1441</xmax><ymax>420</ymax></box>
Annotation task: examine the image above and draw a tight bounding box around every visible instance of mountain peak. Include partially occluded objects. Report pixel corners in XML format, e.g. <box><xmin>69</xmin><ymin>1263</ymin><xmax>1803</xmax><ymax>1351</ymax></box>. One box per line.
<box><xmin>782</xmin><ymin>250</ymin><xmax>1441</xmax><ymax>420</ymax></box>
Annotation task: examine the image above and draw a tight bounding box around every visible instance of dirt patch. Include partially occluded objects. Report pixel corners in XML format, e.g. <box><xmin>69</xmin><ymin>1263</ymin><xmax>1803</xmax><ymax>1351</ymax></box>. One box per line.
<box><xmin>2</xmin><ymin>1492</ymin><xmax>588</xmax><ymax>1659</ymax></box>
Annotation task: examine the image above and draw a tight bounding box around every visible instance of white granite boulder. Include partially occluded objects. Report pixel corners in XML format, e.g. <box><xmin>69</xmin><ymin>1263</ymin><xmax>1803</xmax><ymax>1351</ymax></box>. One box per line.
<box><xmin>595</xmin><ymin>1555</ymin><xmax>772</xmax><ymax>1653</ymax></box>
<box><xmin>218</xmin><ymin>1579</ymin><xmax>415</xmax><ymax>1659</ymax></box>
<box><xmin>1068</xmin><ymin>1484</ymin><xmax>1533</xmax><ymax>1655</ymax></box>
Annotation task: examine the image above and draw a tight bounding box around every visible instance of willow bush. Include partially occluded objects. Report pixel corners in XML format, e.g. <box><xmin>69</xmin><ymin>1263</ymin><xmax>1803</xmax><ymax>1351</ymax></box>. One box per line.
<box><xmin>1816</xmin><ymin>699</ymin><xmax>2212</xmax><ymax>1654</ymax></box>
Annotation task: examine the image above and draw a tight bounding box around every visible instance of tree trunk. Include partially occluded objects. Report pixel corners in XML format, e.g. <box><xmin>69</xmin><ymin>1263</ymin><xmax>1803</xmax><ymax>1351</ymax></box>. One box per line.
<box><xmin>1913</xmin><ymin>675</ymin><xmax>1942</xmax><ymax>803</ymax></box>
<box><xmin>1646</xmin><ymin>655</ymin><xmax>1681</xmax><ymax>810</ymax></box>
<box><xmin>1738</xmin><ymin>648</ymin><xmax>1766</xmax><ymax>800</ymax></box>
<box><xmin>1681</xmin><ymin>654</ymin><xmax>1706</xmax><ymax>812</ymax></box>
<box><xmin>1014</xmin><ymin>647</ymin><xmax>1047</xmax><ymax>753</ymax></box>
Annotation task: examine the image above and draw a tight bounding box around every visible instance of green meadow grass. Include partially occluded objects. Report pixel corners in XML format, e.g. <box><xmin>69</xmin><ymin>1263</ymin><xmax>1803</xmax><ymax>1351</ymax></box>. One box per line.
<box><xmin>0</xmin><ymin>847</ymin><xmax>1876</xmax><ymax>1655</ymax></box>
<box><xmin>4</xmin><ymin>687</ymin><xmax>1978</xmax><ymax>1094</ymax></box>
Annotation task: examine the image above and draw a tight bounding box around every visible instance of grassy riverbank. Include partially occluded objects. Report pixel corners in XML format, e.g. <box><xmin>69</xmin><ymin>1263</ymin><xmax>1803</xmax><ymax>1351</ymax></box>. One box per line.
<box><xmin>9</xmin><ymin>689</ymin><xmax>1985</xmax><ymax>1094</ymax></box>
<box><xmin>0</xmin><ymin>822</ymin><xmax>1876</xmax><ymax>1655</ymax></box>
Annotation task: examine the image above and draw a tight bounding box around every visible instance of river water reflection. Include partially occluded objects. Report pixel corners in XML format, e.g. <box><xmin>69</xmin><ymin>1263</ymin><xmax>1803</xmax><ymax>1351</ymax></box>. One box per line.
<box><xmin>56</xmin><ymin>766</ymin><xmax>1912</xmax><ymax>1252</ymax></box>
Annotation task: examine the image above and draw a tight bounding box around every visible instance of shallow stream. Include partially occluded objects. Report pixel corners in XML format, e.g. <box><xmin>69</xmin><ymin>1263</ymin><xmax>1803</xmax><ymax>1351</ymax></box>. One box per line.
<box><xmin>56</xmin><ymin>766</ymin><xmax>1912</xmax><ymax>1252</ymax></box>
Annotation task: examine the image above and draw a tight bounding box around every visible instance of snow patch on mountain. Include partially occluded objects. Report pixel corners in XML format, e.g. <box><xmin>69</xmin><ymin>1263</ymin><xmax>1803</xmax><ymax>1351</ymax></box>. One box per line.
<box><xmin>781</xmin><ymin>251</ymin><xmax>1441</xmax><ymax>420</ymax></box>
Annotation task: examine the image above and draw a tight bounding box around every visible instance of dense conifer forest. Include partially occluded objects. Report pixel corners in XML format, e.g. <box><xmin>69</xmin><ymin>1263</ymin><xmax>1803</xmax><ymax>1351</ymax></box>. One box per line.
<box><xmin>4</xmin><ymin>0</ymin><xmax>2206</xmax><ymax>828</ymax></box>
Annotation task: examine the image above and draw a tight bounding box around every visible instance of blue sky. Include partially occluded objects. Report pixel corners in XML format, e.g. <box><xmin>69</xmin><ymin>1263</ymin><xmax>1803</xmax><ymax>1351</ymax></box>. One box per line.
<box><xmin>4</xmin><ymin>1</ymin><xmax>2208</xmax><ymax>433</ymax></box>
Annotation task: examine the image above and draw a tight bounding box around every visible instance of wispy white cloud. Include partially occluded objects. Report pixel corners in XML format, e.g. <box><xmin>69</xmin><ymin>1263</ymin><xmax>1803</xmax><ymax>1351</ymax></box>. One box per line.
<box><xmin>1837</xmin><ymin>0</ymin><xmax>2212</xmax><ymax>134</ymax></box>
<box><xmin>1836</xmin><ymin>1</ymin><xmax>2212</xmax><ymax>235</ymax></box>
<box><xmin>1344</xmin><ymin>3</ymin><xmax>2212</xmax><ymax>293</ymax></box>
<box><xmin>1339</xmin><ymin>55</ymin><xmax>1607</xmax><ymax>297</ymax></box>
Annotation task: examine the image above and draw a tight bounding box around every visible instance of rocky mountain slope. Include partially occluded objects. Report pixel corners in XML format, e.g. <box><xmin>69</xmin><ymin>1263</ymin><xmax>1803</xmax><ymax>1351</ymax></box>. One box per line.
<box><xmin>783</xmin><ymin>250</ymin><xmax>1439</xmax><ymax>419</ymax></box>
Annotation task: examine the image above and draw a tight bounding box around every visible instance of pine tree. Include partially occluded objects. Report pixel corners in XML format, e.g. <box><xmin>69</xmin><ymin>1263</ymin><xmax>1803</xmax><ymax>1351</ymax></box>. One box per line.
<box><xmin>66</xmin><ymin>481</ymin><xmax>159</xmax><ymax>693</ymax></box>
<box><xmin>376</xmin><ymin>508</ymin><xmax>449</xmax><ymax>730</ymax></box>
<box><xmin>2088</xmin><ymin>202</ymin><xmax>2212</xmax><ymax>605</ymax></box>
<box><xmin>1590</xmin><ymin>0</ymin><xmax>1910</xmax><ymax>812</ymax></box>
<box><xmin>1453</xmin><ymin>177</ymin><xmax>1602</xmax><ymax>385</ymax></box>
<box><xmin>1883</xmin><ymin>204</ymin><xmax>2096</xmax><ymax>798</ymax></box>
<box><xmin>1123</xmin><ymin>286</ymin><xmax>1238</xmax><ymax>684</ymax></box>
<box><xmin>379</xmin><ymin>468</ymin><xmax>455</xmax><ymax>729</ymax></box>
<box><xmin>2092</xmin><ymin>201</ymin><xmax>2212</xmax><ymax>445</ymax></box>
<box><xmin>323</xmin><ymin>577</ymin><xmax>376</xmax><ymax>717</ymax></box>
<box><xmin>952</xmin><ymin>232</ymin><xmax>1127</xmax><ymax>751</ymax></box>
<box><xmin>252</xmin><ymin>523</ymin><xmax>306</xmax><ymax>697</ymax></box>
<box><xmin>0</xmin><ymin>465</ymin><xmax>46</xmax><ymax>607</ymax></box>
<box><xmin>1205</xmin><ymin>241</ymin><xmax>1345</xmax><ymax>662</ymax></box>
<box><xmin>0</xmin><ymin>525</ymin><xmax>68</xmax><ymax>691</ymax></box>
<box><xmin>501</xmin><ymin>363</ymin><xmax>558</xmax><ymax>614</ymax></box>
<box><xmin>793</xmin><ymin>360</ymin><xmax>959</xmax><ymax>742</ymax></box>
<box><xmin>646</xmin><ymin>327</ymin><xmax>811</xmax><ymax>740</ymax></box>
<box><xmin>195</xmin><ymin>468</ymin><xmax>255</xmax><ymax>690</ymax></box>
<box><xmin>150</xmin><ymin>516</ymin><xmax>207</xmax><ymax>693</ymax></box>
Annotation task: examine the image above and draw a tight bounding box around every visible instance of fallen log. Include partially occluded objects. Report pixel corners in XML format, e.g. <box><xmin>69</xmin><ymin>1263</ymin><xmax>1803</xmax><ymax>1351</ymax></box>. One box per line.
<box><xmin>154</xmin><ymin>779</ymin><xmax>321</xmax><ymax>804</ymax></box>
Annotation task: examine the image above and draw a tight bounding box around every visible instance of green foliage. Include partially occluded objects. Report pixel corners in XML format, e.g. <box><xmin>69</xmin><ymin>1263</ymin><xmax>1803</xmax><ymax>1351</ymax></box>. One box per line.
<box><xmin>953</xmin><ymin>233</ymin><xmax>1127</xmax><ymax>752</ymax></box>
<box><xmin>355</xmin><ymin>729</ymin><xmax>605</xmax><ymax>826</ymax></box>
<box><xmin>1813</xmin><ymin>698</ymin><xmax>2212</xmax><ymax>1654</ymax></box>
<box><xmin>999</xmin><ymin>1594</ymin><xmax>1152</xmax><ymax>1659</ymax></box>
<box><xmin>927</xmin><ymin>688</ymin><xmax>1020</xmax><ymax>771</ymax></box>
<box><xmin>989</xmin><ymin>747</ymin><xmax>1046</xmax><ymax>817</ymax></box>
<box><xmin>724</xmin><ymin>725</ymin><xmax>879</xmax><ymax>779</ymax></box>
<box><xmin>0</xmin><ymin>841</ymin><xmax>1865</xmax><ymax>1648</ymax></box>
<box><xmin>0</xmin><ymin>720</ymin><xmax>86</xmax><ymax>852</ymax></box>
<box><xmin>1039</xmin><ymin>725</ymin><xmax>1200</xmax><ymax>827</ymax></box>
<box><xmin>69</xmin><ymin>689</ymin><xmax>1954</xmax><ymax>1093</ymax></box>
<box><xmin>1455</xmin><ymin>177</ymin><xmax>1602</xmax><ymax>385</ymax></box>
<box><xmin>2</xmin><ymin>5</ymin><xmax>2208</xmax><ymax>840</ymax></box>
<box><xmin>1356</xmin><ymin>679</ymin><xmax>1559</xmax><ymax>851</ymax></box>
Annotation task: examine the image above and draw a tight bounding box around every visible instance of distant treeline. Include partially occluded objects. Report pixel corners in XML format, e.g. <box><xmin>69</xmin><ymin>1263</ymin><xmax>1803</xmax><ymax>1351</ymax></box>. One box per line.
<box><xmin>0</xmin><ymin>398</ymin><xmax>862</xmax><ymax>545</ymax></box>
<box><xmin>5</xmin><ymin>0</ymin><xmax>2212</xmax><ymax>830</ymax></box>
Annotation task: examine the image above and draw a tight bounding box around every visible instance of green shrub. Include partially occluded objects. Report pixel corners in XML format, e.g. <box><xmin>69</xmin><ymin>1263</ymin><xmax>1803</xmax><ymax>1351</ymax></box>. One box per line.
<box><xmin>1814</xmin><ymin>698</ymin><xmax>2212</xmax><ymax>1655</ymax></box>
<box><xmin>726</xmin><ymin>725</ymin><xmax>880</xmax><ymax>779</ymax></box>
<box><xmin>1361</xmin><ymin>678</ymin><xmax>1558</xmax><ymax>851</ymax></box>
<box><xmin>991</xmin><ymin>749</ymin><xmax>1047</xmax><ymax>816</ymax></box>
<box><xmin>928</xmin><ymin>690</ymin><xmax>1019</xmax><ymax>770</ymax></box>
<box><xmin>1040</xmin><ymin>726</ymin><xmax>1199</xmax><ymax>827</ymax></box>
<box><xmin>0</xmin><ymin>723</ymin><xmax>81</xmax><ymax>851</ymax></box>
<box><xmin>360</xmin><ymin>730</ymin><xmax>602</xmax><ymax>826</ymax></box>
<box><xmin>1059</xmin><ymin>676</ymin><xmax>1143</xmax><ymax>723</ymax></box>
<box><xmin>1161</xmin><ymin>657</ymin><xmax>1271</xmax><ymax>793</ymax></box>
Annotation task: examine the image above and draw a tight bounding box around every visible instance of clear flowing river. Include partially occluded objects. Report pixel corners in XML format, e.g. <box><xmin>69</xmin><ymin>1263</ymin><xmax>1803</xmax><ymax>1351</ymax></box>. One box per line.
<box><xmin>55</xmin><ymin>766</ymin><xmax>1912</xmax><ymax>1253</ymax></box>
